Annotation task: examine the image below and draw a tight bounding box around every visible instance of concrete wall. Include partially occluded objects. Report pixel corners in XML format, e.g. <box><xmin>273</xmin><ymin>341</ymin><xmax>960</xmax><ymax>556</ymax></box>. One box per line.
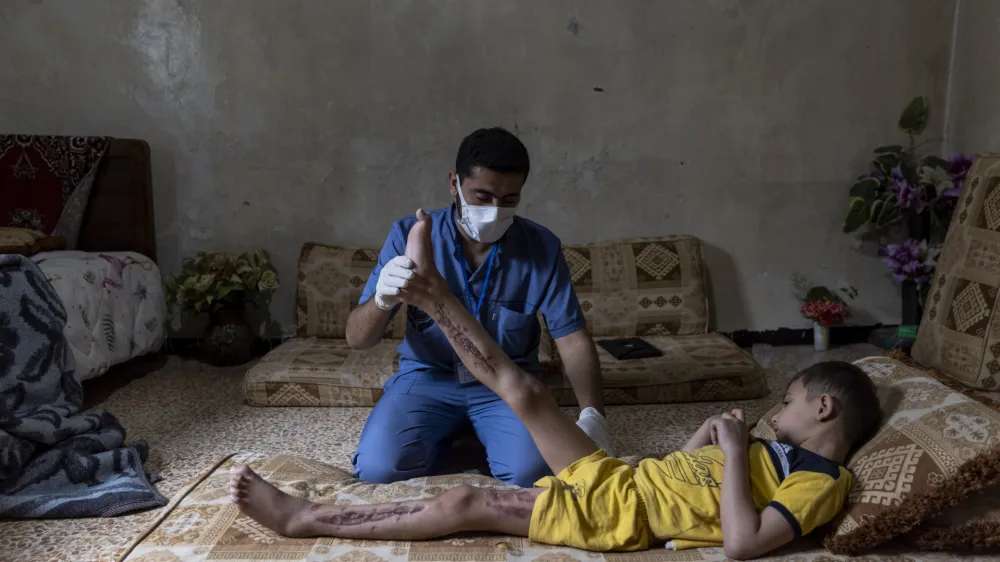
<box><xmin>947</xmin><ymin>0</ymin><xmax>1000</xmax><ymax>154</ymax></box>
<box><xmin>0</xmin><ymin>0</ymin><xmax>956</xmax><ymax>334</ymax></box>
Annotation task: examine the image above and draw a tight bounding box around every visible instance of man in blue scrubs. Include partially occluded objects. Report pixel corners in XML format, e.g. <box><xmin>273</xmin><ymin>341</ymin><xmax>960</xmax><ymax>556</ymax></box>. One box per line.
<box><xmin>347</xmin><ymin>127</ymin><xmax>611</xmax><ymax>487</ymax></box>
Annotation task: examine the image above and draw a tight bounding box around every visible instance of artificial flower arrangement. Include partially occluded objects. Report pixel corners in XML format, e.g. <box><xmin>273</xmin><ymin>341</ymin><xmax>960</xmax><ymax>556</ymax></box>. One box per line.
<box><xmin>164</xmin><ymin>250</ymin><xmax>279</xmax><ymax>316</ymax></box>
<box><xmin>800</xmin><ymin>286</ymin><xmax>853</xmax><ymax>327</ymax></box>
<box><xmin>842</xmin><ymin>95</ymin><xmax>973</xmax><ymax>309</ymax></box>
<box><xmin>800</xmin><ymin>285</ymin><xmax>857</xmax><ymax>351</ymax></box>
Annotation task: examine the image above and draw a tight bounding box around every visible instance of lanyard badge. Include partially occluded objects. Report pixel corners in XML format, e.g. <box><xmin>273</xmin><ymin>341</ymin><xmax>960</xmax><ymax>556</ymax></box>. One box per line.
<box><xmin>455</xmin><ymin>243</ymin><xmax>498</xmax><ymax>384</ymax></box>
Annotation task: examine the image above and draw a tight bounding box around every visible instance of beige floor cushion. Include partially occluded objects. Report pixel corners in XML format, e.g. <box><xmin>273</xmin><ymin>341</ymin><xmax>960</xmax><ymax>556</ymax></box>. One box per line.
<box><xmin>294</xmin><ymin>242</ymin><xmax>408</xmax><ymax>339</ymax></box>
<box><xmin>561</xmin><ymin>236</ymin><xmax>710</xmax><ymax>337</ymax></box>
<box><xmin>244</xmin><ymin>333</ymin><xmax>764</xmax><ymax>407</ymax></box>
<box><xmin>544</xmin><ymin>333</ymin><xmax>766</xmax><ymax>405</ymax></box>
<box><xmin>752</xmin><ymin>356</ymin><xmax>1000</xmax><ymax>555</ymax></box>
<box><xmin>243</xmin><ymin>338</ymin><xmax>400</xmax><ymax>407</ymax></box>
<box><xmin>912</xmin><ymin>154</ymin><xmax>1000</xmax><ymax>390</ymax></box>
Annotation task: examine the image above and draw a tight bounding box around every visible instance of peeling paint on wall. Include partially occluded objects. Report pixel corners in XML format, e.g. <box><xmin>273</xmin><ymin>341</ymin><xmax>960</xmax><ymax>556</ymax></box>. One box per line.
<box><xmin>0</xmin><ymin>0</ymin><xmax>957</xmax><ymax>334</ymax></box>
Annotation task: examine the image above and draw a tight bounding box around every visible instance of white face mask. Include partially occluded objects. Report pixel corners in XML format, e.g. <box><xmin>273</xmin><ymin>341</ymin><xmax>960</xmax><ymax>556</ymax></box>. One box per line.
<box><xmin>455</xmin><ymin>177</ymin><xmax>516</xmax><ymax>244</ymax></box>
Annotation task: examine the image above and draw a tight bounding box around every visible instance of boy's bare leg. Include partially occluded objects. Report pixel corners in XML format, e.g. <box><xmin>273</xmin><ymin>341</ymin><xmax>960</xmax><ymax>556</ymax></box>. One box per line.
<box><xmin>400</xmin><ymin>210</ymin><xmax>599</xmax><ymax>475</ymax></box>
<box><xmin>229</xmin><ymin>464</ymin><xmax>541</xmax><ymax>539</ymax></box>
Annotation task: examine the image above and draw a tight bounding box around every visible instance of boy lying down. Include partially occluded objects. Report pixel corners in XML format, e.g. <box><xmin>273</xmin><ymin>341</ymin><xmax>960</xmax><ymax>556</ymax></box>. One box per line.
<box><xmin>229</xmin><ymin>210</ymin><xmax>882</xmax><ymax>560</ymax></box>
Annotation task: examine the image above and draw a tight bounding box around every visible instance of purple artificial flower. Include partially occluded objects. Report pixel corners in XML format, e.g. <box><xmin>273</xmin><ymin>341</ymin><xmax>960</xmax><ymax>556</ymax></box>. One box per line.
<box><xmin>943</xmin><ymin>152</ymin><xmax>975</xmax><ymax>197</ymax></box>
<box><xmin>891</xmin><ymin>166</ymin><xmax>926</xmax><ymax>213</ymax></box>
<box><xmin>880</xmin><ymin>239</ymin><xmax>936</xmax><ymax>284</ymax></box>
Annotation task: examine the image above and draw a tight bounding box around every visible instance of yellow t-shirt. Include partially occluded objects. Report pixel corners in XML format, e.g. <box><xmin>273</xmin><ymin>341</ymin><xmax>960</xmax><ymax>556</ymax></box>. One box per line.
<box><xmin>633</xmin><ymin>439</ymin><xmax>851</xmax><ymax>549</ymax></box>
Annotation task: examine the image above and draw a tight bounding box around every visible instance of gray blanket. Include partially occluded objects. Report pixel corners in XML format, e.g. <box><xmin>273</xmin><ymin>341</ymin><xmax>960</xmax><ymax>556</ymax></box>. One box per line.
<box><xmin>0</xmin><ymin>254</ymin><xmax>166</xmax><ymax>518</ymax></box>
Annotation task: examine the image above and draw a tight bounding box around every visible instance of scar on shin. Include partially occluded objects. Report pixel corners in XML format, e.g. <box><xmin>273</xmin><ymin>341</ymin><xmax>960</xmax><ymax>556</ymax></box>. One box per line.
<box><xmin>485</xmin><ymin>490</ymin><xmax>536</xmax><ymax>519</ymax></box>
<box><xmin>316</xmin><ymin>504</ymin><xmax>424</xmax><ymax>526</ymax></box>
<box><xmin>433</xmin><ymin>302</ymin><xmax>496</xmax><ymax>376</ymax></box>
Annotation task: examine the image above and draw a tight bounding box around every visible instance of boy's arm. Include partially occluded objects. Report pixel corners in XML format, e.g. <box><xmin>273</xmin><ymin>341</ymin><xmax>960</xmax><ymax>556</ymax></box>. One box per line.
<box><xmin>682</xmin><ymin>418</ymin><xmax>714</xmax><ymax>453</ymax></box>
<box><xmin>714</xmin><ymin>414</ymin><xmax>795</xmax><ymax>560</ymax></box>
<box><xmin>719</xmin><ymin>444</ymin><xmax>795</xmax><ymax>559</ymax></box>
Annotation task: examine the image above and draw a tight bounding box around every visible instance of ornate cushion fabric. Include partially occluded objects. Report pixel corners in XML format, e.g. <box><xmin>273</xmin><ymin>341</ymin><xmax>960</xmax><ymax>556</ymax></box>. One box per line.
<box><xmin>295</xmin><ymin>243</ymin><xmax>407</xmax><ymax>339</ymax></box>
<box><xmin>751</xmin><ymin>356</ymin><xmax>1000</xmax><ymax>555</ymax></box>
<box><xmin>296</xmin><ymin>236</ymin><xmax>709</xmax><ymax>342</ymax></box>
<box><xmin>244</xmin><ymin>333</ymin><xmax>765</xmax><ymax>407</ymax></box>
<box><xmin>0</xmin><ymin>227</ymin><xmax>65</xmax><ymax>256</ymax></box>
<box><xmin>0</xmin><ymin>135</ymin><xmax>110</xmax><ymax>247</ymax></box>
<box><xmin>560</xmin><ymin>236</ymin><xmax>709</xmax><ymax>337</ymax></box>
<box><xmin>543</xmin><ymin>333</ymin><xmax>765</xmax><ymax>405</ymax></box>
<box><xmin>912</xmin><ymin>154</ymin><xmax>1000</xmax><ymax>390</ymax></box>
<box><xmin>244</xmin><ymin>338</ymin><xmax>400</xmax><ymax>407</ymax></box>
<box><xmin>118</xmin><ymin>453</ymin><xmax>994</xmax><ymax>562</ymax></box>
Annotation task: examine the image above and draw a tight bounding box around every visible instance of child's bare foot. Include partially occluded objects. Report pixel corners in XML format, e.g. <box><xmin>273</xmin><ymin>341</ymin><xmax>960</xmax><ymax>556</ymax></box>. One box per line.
<box><xmin>405</xmin><ymin>209</ymin><xmax>434</xmax><ymax>272</ymax></box>
<box><xmin>229</xmin><ymin>465</ymin><xmax>315</xmax><ymax>538</ymax></box>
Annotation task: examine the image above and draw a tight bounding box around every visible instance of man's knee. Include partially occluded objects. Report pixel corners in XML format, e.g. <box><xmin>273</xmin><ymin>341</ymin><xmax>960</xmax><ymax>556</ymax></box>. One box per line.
<box><xmin>353</xmin><ymin>440</ymin><xmax>433</xmax><ymax>483</ymax></box>
<box><xmin>509</xmin><ymin>461</ymin><xmax>550</xmax><ymax>488</ymax></box>
<box><xmin>497</xmin><ymin>451</ymin><xmax>550</xmax><ymax>488</ymax></box>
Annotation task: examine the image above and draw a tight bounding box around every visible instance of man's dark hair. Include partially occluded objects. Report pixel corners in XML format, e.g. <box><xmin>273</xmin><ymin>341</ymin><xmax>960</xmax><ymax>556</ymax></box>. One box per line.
<box><xmin>789</xmin><ymin>361</ymin><xmax>882</xmax><ymax>449</ymax></box>
<box><xmin>455</xmin><ymin>127</ymin><xmax>530</xmax><ymax>181</ymax></box>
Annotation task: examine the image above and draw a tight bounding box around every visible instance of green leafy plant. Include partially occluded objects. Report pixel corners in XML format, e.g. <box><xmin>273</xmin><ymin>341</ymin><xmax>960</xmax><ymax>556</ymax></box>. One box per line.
<box><xmin>164</xmin><ymin>250</ymin><xmax>279</xmax><ymax>315</ymax></box>
<box><xmin>842</xmin><ymin>95</ymin><xmax>971</xmax><ymax>239</ymax></box>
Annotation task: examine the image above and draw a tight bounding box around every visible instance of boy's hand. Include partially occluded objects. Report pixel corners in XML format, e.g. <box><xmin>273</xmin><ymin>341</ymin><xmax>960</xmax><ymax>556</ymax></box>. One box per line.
<box><xmin>711</xmin><ymin>409</ymin><xmax>749</xmax><ymax>455</ymax></box>
<box><xmin>687</xmin><ymin>409</ymin><xmax>753</xmax><ymax>454</ymax></box>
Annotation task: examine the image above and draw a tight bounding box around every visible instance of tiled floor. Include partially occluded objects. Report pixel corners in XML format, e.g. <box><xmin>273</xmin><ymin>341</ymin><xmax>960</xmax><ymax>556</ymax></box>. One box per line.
<box><xmin>0</xmin><ymin>344</ymin><xmax>883</xmax><ymax>562</ymax></box>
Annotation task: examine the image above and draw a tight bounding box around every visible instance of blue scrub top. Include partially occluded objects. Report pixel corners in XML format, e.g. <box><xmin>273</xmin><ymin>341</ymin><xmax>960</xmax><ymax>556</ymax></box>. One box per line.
<box><xmin>360</xmin><ymin>205</ymin><xmax>587</xmax><ymax>380</ymax></box>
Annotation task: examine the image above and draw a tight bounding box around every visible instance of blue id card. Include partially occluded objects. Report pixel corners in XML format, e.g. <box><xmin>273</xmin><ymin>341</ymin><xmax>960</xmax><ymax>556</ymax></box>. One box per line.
<box><xmin>455</xmin><ymin>360</ymin><xmax>479</xmax><ymax>385</ymax></box>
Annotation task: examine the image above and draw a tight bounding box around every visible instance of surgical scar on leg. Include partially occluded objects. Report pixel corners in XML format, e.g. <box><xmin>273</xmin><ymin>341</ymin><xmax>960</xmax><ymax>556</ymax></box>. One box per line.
<box><xmin>314</xmin><ymin>504</ymin><xmax>425</xmax><ymax>527</ymax></box>
<box><xmin>433</xmin><ymin>302</ymin><xmax>497</xmax><ymax>376</ymax></box>
<box><xmin>485</xmin><ymin>490</ymin><xmax>537</xmax><ymax>519</ymax></box>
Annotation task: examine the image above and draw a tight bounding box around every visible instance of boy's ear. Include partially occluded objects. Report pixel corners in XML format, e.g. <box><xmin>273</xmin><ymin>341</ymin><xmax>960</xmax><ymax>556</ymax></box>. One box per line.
<box><xmin>816</xmin><ymin>394</ymin><xmax>837</xmax><ymax>422</ymax></box>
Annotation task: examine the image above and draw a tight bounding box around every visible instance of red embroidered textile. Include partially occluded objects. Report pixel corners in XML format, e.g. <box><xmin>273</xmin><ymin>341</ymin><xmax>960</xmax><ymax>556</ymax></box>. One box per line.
<box><xmin>0</xmin><ymin>135</ymin><xmax>111</xmax><ymax>233</ymax></box>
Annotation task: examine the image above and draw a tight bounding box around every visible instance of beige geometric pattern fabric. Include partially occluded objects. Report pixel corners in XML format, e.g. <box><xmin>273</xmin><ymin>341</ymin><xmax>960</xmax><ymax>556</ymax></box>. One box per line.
<box><xmin>751</xmin><ymin>356</ymin><xmax>1000</xmax><ymax>549</ymax></box>
<box><xmin>244</xmin><ymin>338</ymin><xmax>400</xmax><ymax>407</ymax></box>
<box><xmin>118</xmin><ymin>451</ymin><xmax>997</xmax><ymax>562</ymax></box>
<box><xmin>560</xmin><ymin>236</ymin><xmax>709</xmax><ymax>337</ymax></box>
<box><xmin>543</xmin><ymin>333</ymin><xmax>766</xmax><ymax>405</ymax></box>
<box><xmin>244</xmin><ymin>334</ymin><xmax>765</xmax><ymax>407</ymax></box>
<box><xmin>913</xmin><ymin>154</ymin><xmax>1000</xmax><ymax>390</ymax></box>
<box><xmin>296</xmin><ymin>243</ymin><xmax>407</xmax><ymax>339</ymax></box>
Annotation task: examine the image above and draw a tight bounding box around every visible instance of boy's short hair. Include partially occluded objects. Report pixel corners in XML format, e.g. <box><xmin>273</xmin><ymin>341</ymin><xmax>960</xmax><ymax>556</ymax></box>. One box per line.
<box><xmin>789</xmin><ymin>361</ymin><xmax>882</xmax><ymax>448</ymax></box>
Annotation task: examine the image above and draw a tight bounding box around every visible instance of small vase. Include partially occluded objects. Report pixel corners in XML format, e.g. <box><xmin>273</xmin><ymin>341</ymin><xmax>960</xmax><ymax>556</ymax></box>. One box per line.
<box><xmin>813</xmin><ymin>322</ymin><xmax>830</xmax><ymax>352</ymax></box>
<box><xmin>201</xmin><ymin>306</ymin><xmax>254</xmax><ymax>366</ymax></box>
<box><xmin>901</xmin><ymin>280</ymin><xmax>923</xmax><ymax>326</ymax></box>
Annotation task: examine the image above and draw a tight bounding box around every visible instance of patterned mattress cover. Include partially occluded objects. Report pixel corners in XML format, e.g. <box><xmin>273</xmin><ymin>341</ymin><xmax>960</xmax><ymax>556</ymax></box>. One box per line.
<box><xmin>116</xmin><ymin>453</ymin><xmax>1000</xmax><ymax>562</ymax></box>
<box><xmin>244</xmin><ymin>333</ymin><xmax>767</xmax><ymax>408</ymax></box>
<box><xmin>122</xmin><ymin>355</ymin><xmax>1000</xmax><ymax>562</ymax></box>
<box><xmin>33</xmin><ymin>251</ymin><xmax>166</xmax><ymax>381</ymax></box>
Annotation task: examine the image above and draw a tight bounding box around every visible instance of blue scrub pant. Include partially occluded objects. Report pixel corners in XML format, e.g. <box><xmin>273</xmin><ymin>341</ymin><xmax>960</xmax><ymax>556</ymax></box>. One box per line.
<box><xmin>352</xmin><ymin>370</ymin><xmax>551</xmax><ymax>488</ymax></box>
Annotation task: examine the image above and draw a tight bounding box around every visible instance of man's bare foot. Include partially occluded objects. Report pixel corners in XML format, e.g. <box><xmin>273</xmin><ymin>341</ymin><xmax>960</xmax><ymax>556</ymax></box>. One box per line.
<box><xmin>229</xmin><ymin>465</ymin><xmax>315</xmax><ymax>538</ymax></box>
<box><xmin>405</xmin><ymin>209</ymin><xmax>434</xmax><ymax>272</ymax></box>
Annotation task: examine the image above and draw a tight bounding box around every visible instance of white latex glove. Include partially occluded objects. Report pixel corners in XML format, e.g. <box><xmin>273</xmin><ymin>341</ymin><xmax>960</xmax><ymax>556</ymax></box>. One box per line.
<box><xmin>374</xmin><ymin>255</ymin><xmax>414</xmax><ymax>310</ymax></box>
<box><xmin>577</xmin><ymin>407</ymin><xmax>616</xmax><ymax>457</ymax></box>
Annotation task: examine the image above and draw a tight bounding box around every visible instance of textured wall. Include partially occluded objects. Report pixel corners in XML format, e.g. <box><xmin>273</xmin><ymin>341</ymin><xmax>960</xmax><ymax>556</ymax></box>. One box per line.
<box><xmin>948</xmin><ymin>0</ymin><xmax>1000</xmax><ymax>154</ymax></box>
<box><xmin>0</xmin><ymin>0</ymin><xmax>956</xmax><ymax>333</ymax></box>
